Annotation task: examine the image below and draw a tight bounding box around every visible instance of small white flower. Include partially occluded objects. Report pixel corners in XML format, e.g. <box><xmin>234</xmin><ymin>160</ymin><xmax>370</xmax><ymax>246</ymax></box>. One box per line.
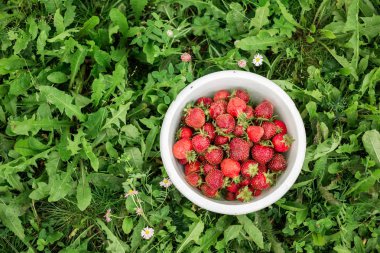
<box><xmin>124</xmin><ymin>189</ymin><xmax>138</xmax><ymax>198</ymax></box>
<box><xmin>159</xmin><ymin>178</ymin><xmax>172</xmax><ymax>188</ymax></box>
<box><xmin>252</xmin><ymin>54</ymin><xmax>263</xmax><ymax>67</ymax></box>
<box><xmin>135</xmin><ymin>207</ymin><xmax>143</xmax><ymax>216</ymax></box>
<box><xmin>237</xmin><ymin>59</ymin><xmax>247</xmax><ymax>68</ymax></box>
<box><xmin>166</xmin><ymin>30</ymin><xmax>174</xmax><ymax>37</ymax></box>
<box><xmin>141</xmin><ymin>227</ymin><xmax>154</xmax><ymax>240</ymax></box>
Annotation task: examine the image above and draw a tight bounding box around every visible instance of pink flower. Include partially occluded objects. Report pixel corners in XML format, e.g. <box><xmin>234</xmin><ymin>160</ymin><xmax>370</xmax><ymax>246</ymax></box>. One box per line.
<box><xmin>104</xmin><ymin>209</ymin><xmax>112</xmax><ymax>223</ymax></box>
<box><xmin>237</xmin><ymin>59</ymin><xmax>247</xmax><ymax>68</ymax></box>
<box><xmin>124</xmin><ymin>189</ymin><xmax>138</xmax><ymax>198</ymax></box>
<box><xmin>135</xmin><ymin>207</ymin><xmax>143</xmax><ymax>216</ymax></box>
<box><xmin>181</xmin><ymin>53</ymin><xmax>192</xmax><ymax>62</ymax></box>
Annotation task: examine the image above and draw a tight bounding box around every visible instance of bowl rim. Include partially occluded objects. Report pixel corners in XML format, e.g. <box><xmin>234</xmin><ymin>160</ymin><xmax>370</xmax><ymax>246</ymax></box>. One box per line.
<box><xmin>160</xmin><ymin>70</ymin><xmax>306</xmax><ymax>215</ymax></box>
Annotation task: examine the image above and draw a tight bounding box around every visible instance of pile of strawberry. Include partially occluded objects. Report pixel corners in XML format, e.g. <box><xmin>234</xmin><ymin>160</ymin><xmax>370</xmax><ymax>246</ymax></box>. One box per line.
<box><xmin>172</xmin><ymin>89</ymin><xmax>294</xmax><ymax>202</ymax></box>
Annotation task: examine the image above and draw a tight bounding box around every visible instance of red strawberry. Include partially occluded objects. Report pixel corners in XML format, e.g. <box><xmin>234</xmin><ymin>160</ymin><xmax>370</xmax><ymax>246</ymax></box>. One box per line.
<box><xmin>196</xmin><ymin>97</ymin><xmax>213</xmax><ymax>107</ymax></box>
<box><xmin>173</xmin><ymin>138</ymin><xmax>193</xmax><ymax>160</ymax></box>
<box><xmin>240</xmin><ymin>177</ymin><xmax>250</xmax><ymax>187</ymax></box>
<box><xmin>227</xmin><ymin>97</ymin><xmax>247</xmax><ymax>117</ymax></box>
<box><xmin>221</xmin><ymin>158</ymin><xmax>241</xmax><ymax>178</ymax></box>
<box><xmin>204</xmin><ymin>146</ymin><xmax>224</xmax><ymax>165</ymax></box>
<box><xmin>233</xmin><ymin>125</ymin><xmax>244</xmax><ymax>137</ymax></box>
<box><xmin>214</xmin><ymin>135</ymin><xmax>229</xmax><ymax>145</ymax></box>
<box><xmin>229</xmin><ymin>138</ymin><xmax>250</xmax><ymax>161</ymax></box>
<box><xmin>185</xmin><ymin>173</ymin><xmax>202</xmax><ymax>187</ymax></box>
<box><xmin>200</xmin><ymin>184</ymin><xmax>218</xmax><ymax>198</ymax></box>
<box><xmin>177</xmin><ymin>127</ymin><xmax>193</xmax><ymax>139</ymax></box>
<box><xmin>202</xmin><ymin>123</ymin><xmax>216</xmax><ymax>141</ymax></box>
<box><xmin>254</xmin><ymin>100</ymin><xmax>273</xmax><ymax>119</ymax></box>
<box><xmin>268</xmin><ymin>153</ymin><xmax>287</xmax><ymax>171</ymax></box>
<box><xmin>250</xmin><ymin>188</ymin><xmax>262</xmax><ymax>196</ymax></box>
<box><xmin>185</xmin><ymin>161</ymin><xmax>201</xmax><ymax>175</ymax></box>
<box><xmin>214</xmin><ymin>90</ymin><xmax>230</xmax><ymax>101</ymax></box>
<box><xmin>272</xmin><ymin>134</ymin><xmax>293</xmax><ymax>152</ymax></box>
<box><xmin>225</xmin><ymin>191</ymin><xmax>236</xmax><ymax>201</ymax></box>
<box><xmin>237</xmin><ymin>186</ymin><xmax>253</xmax><ymax>202</ymax></box>
<box><xmin>209</xmin><ymin>100</ymin><xmax>227</xmax><ymax>119</ymax></box>
<box><xmin>202</xmin><ymin>163</ymin><xmax>218</xmax><ymax>175</ymax></box>
<box><xmin>251</xmin><ymin>172</ymin><xmax>271</xmax><ymax>190</ymax></box>
<box><xmin>216</xmin><ymin>114</ymin><xmax>235</xmax><ymax>133</ymax></box>
<box><xmin>244</xmin><ymin>105</ymin><xmax>254</xmax><ymax>119</ymax></box>
<box><xmin>178</xmin><ymin>158</ymin><xmax>188</xmax><ymax>165</ymax></box>
<box><xmin>247</xmin><ymin>126</ymin><xmax>264</xmax><ymax>143</ymax></box>
<box><xmin>185</xmin><ymin>108</ymin><xmax>205</xmax><ymax>129</ymax></box>
<box><xmin>274</xmin><ymin>120</ymin><xmax>287</xmax><ymax>134</ymax></box>
<box><xmin>192</xmin><ymin>134</ymin><xmax>210</xmax><ymax>153</ymax></box>
<box><xmin>205</xmin><ymin>169</ymin><xmax>224</xmax><ymax>190</ymax></box>
<box><xmin>198</xmin><ymin>155</ymin><xmax>206</xmax><ymax>162</ymax></box>
<box><xmin>251</xmin><ymin>144</ymin><xmax>274</xmax><ymax>164</ymax></box>
<box><xmin>258</xmin><ymin>163</ymin><xmax>267</xmax><ymax>173</ymax></box>
<box><xmin>262</xmin><ymin>122</ymin><xmax>277</xmax><ymax>140</ymax></box>
<box><xmin>226</xmin><ymin>182</ymin><xmax>239</xmax><ymax>193</ymax></box>
<box><xmin>234</xmin><ymin>89</ymin><xmax>250</xmax><ymax>103</ymax></box>
<box><xmin>241</xmin><ymin>160</ymin><xmax>259</xmax><ymax>178</ymax></box>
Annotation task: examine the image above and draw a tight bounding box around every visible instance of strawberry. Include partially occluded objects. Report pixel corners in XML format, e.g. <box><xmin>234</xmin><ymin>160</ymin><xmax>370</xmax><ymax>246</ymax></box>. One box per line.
<box><xmin>229</xmin><ymin>138</ymin><xmax>250</xmax><ymax>161</ymax></box>
<box><xmin>204</xmin><ymin>146</ymin><xmax>224</xmax><ymax>165</ymax></box>
<box><xmin>192</xmin><ymin>134</ymin><xmax>210</xmax><ymax>153</ymax></box>
<box><xmin>216</xmin><ymin>114</ymin><xmax>235</xmax><ymax>133</ymax></box>
<box><xmin>234</xmin><ymin>89</ymin><xmax>250</xmax><ymax>103</ymax></box>
<box><xmin>209</xmin><ymin>100</ymin><xmax>227</xmax><ymax>119</ymax></box>
<box><xmin>251</xmin><ymin>144</ymin><xmax>274</xmax><ymax>164</ymax></box>
<box><xmin>185</xmin><ymin>161</ymin><xmax>201</xmax><ymax>175</ymax></box>
<box><xmin>268</xmin><ymin>153</ymin><xmax>287</xmax><ymax>171</ymax></box>
<box><xmin>221</xmin><ymin>158</ymin><xmax>241</xmax><ymax>178</ymax></box>
<box><xmin>198</xmin><ymin>155</ymin><xmax>206</xmax><ymax>162</ymax></box>
<box><xmin>200</xmin><ymin>184</ymin><xmax>218</xmax><ymax>198</ymax></box>
<box><xmin>214</xmin><ymin>90</ymin><xmax>230</xmax><ymax>101</ymax></box>
<box><xmin>261</xmin><ymin>122</ymin><xmax>277</xmax><ymax>140</ymax></box>
<box><xmin>247</xmin><ymin>126</ymin><xmax>264</xmax><ymax>143</ymax></box>
<box><xmin>178</xmin><ymin>158</ymin><xmax>188</xmax><ymax>165</ymax></box>
<box><xmin>241</xmin><ymin>160</ymin><xmax>259</xmax><ymax>178</ymax></box>
<box><xmin>185</xmin><ymin>173</ymin><xmax>202</xmax><ymax>187</ymax></box>
<box><xmin>185</xmin><ymin>107</ymin><xmax>205</xmax><ymax>129</ymax></box>
<box><xmin>227</xmin><ymin>97</ymin><xmax>247</xmax><ymax>117</ymax></box>
<box><xmin>250</xmin><ymin>188</ymin><xmax>262</xmax><ymax>196</ymax></box>
<box><xmin>196</xmin><ymin>97</ymin><xmax>213</xmax><ymax>107</ymax></box>
<box><xmin>173</xmin><ymin>138</ymin><xmax>193</xmax><ymax>160</ymax></box>
<box><xmin>177</xmin><ymin>127</ymin><xmax>193</xmax><ymax>139</ymax></box>
<box><xmin>202</xmin><ymin>163</ymin><xmax>218</xmax><ymax>175</ymax></box>
<box><xmin>251</xmin><ymin>172</ymin><xmax>271</xmax><ymax>190</ymax></box>
<box><xmin>214</xmin><ymin>135</ymin><xmax>229</xmax><ymax>145</ymax></box>
<box><xmin>205</xmin><ymin>169</ymin><xmax>224</xmax><ymax>190</ymax></box>
<box><xmin>258</xmin><ymin>163</ymin><xmax>267</xmax><ymax>173</ymax></box>
<box><xmin>254</xmin><ymin>100</ymin><xmax>273</xmax><ymax>119</ymax></box>
<box><xmin>274</xmin><ymin>119</ymin><xmax>287</xmax><ymax>134</ymax></box>
<box><xmin>226</xmin><ymin>182</ymin><xmax>239</xmax><ymax>193</ymax></box>
<box><xmin>244</xmin><ymin>105</ymin><xmax>254</xmax><ymax>119</ymax></box>
<box><xmin>202</xmin><ymin>123</ymin><xmax>216</xmax><ymax>141</ymax></box>
<box><xmin>240</xmin><ymin>177</ymin><xmax>250</xmax><ymax>187</ymax></box>
<box><xmin>237</xmin><ymin>186</ymin><xmax>253</xmax><ymax>202</ymax></box>
<box><xmin>233</xmin><ymin>125</ymin><xmax>244</xmax><ymax>137</ymax></box>
<box><xmin>225</xmin><ymin>191</ymin><xmax>236</xmax><ymax>201</ymax></box>
<box><xmin>272</xmin><ymin>134</ymin><xmax>293</xmax><ymax>152</ymax></box>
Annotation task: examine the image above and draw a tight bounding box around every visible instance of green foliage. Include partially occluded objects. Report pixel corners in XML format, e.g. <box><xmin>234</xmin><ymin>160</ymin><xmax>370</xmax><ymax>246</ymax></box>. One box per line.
<box><xmin>0</xmin><ymin>0</ymin><xmax>379</xmax><ymax>252</ymax></box>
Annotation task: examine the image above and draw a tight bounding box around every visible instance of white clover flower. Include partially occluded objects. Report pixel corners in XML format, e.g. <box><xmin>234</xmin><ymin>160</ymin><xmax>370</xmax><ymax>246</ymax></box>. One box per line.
<box><xmin>141</xmin><ymin>227</ymin><xmax>154</xmax><ymax>240</ymax></box>
<box><xmin>124</xmin><ymin>189</ymin><xmax>138</xmax><ymax>198</ymax></box>
<box><xmin>181</xmin><ymin>53</ymin><xmax>192</xmax><ymax>62</ymax></box>
<box><xmin>135</xmin><ymin>207</ymin><xmax>143</xmax><ymax>216</ymax></box>
<box><xmin>104</xmin><ymin>209</ymin><xmax>112</xmax><ymax>223</ymax></box>
<box><xmin>166</xmin><ymin>30</ymin><xmax>174</xmax><ymax>37</ymax></box>
<box><xmin>159</xmin><ymin>178</ymin><xmax>172</xmax><ymax>188</ymax></box>
<box><xmin>237</xmin><ymin>59</ymin><xmax>247</xmax><ymax>68</ymax></box>
<box><xmin>252</xmin><ymin>54</ymin><xmax>263</xmax><ymax>66</ymax></box>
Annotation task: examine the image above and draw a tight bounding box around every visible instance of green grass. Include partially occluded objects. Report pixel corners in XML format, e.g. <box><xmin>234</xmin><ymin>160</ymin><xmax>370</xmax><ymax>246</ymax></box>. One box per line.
<box><xmin>0</xmin><ymin>0</ymin><xmax>379</xmax><ymax>252</ymax></box>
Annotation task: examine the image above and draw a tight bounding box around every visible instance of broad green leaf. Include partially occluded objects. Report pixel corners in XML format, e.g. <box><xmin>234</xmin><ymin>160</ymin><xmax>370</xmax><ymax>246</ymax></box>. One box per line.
<box><xmin>130</xmin><ymin>218</ymin><xmax>144</xmax><ymax>251</ymax></box>
<box><xmin>176</xmin><ymin>220</ymin><xmax>204</xmax><ymax>253</ymax></box>
<box><xmin>102</xmin><ymin>103</ymin><xmax>132</xmax><ymax>130</ymax></box>
<box><xmin>121</xmin><ymin>124</ymin><xmax>141</xmax><ymax>143</ymax></box>
<box><xmin>0</xmin><ymin>55</ymin><xmax>27</xmax><ymax>75</ymax></box>
<box><xmin>97</xmin><ymin>219</ymin><xmax>129</xmax><ymax>252</ymax></box>
<box><xmin>343</xmin><ymin>0</ymin><xmax>359</xmax><ymax>32</ymax></box>
<box><xmin>7</xmin><ymin>116</ymin><xmax>71</xmax><ymax>136</ymax></box>
<box><xmin>103</xmin><ymin>65</ymin><xmax>126</xmax><ymax>101</ymax></box>
<box><xmin>48</xmin><ymin>166</ymin><xmax>74</xmax><ymax>202</ymax></box>
<box><xmin>345</xmin><ymin>169</ymin><xmax>380</xmax><ymax>196</ymax></box>
<box><xmin>313</xmin><ymin>132</ymin><xmax>341</xmax><ymax>160</ymax></box>
<box><xmin>333</xmin><ymin>245</ymin><xmax>351</xmax><ymax>253</ymax></box>
<box><xmin>0</xmin><ymin>204</ymin><xmax>25</xmax><ymax>241</ymax></box>
<box><xmin>83</xmin><ymin>108</ymin><xmax>108</xmax><ymax>138</ymax></box>
<box><xmin>13</xmin><ymin>31</ymin><xmax>31</xmax><ymax>54</ymax></box>
<box><xmin>6</xmin><ymin>173</ymin><xmax>24</xmax><ymax>192</ymax></box>
<box><xmin>323</xmin><ymin>46</ymin><xmax>358</xmax><ymax>81</ymax></box>
<box><xmin>130</xmin><ymin>0</ymin><xmax>148</xmax><ymax>20</ymax></box>
<box><xmin>237</xmin><ymin>215</ymin><xmax>264</xmax><ymax>249</ymax></box>
<box><xmin>37</xmin><ymin>30</ymin><xmax>48</xmax><ymax>57</ymax></box>
<box><xmin>79</xmin><ymin>16</ymin><xmax>100</xmax><ymax>36</ymax></box>
<box><xmin>362</xmin><ymin>130</ymin><xmax>380</xmax><ymax>167</ymax></box>
<box><xmin>70</xmin><ymin>47</ymin><xmax>87</xmax><ymax>86</ymax></box>
<box><xmin>27</xmin><ymin>16</ymin><xmax>38</xmax><ymax>40</ymax></box>
<box><xmin>64</xmin><ymin>4</ymin><xmax>76</xmax><ymax>27</ymax></box>
<box><xmin>276</xmin><ymin>200</ymin><xmax>308</xmax><ymax>211</ymax></box>
<box><xmin>144</xmin><ymin>126</ymin><xmax>158</xmax><ymax>161</ymax></box>
<box><xmin>124</xmin><ymin>147</ymin><xmax>143</xmax><ymax>170</ymax></box>
<box><xmin>275</xmin><ymin>0</ymin><xmax>302</xmax><ymax>28</ymax></box>
<box><xmin>143</xmin><ymin>41</ymin><xmax>156</xmax><ymax>64</ymax></box>
<box><xmin>122</xmin><ymin>217</ymin><xmax>133</xmax><ymax>234</ymax></box>
<box><xmin>47</xmin><ymin>71</ymin><xmax>68</xmax><ymax>84</ymax></box>
<box><xmin>91</xmin><ymin>74</ymin><xmax>105</xmax><ymax>106</ymax></box>
<box><xmin>110</xmin><ymin>8</ymin><xmax>129</xmax><ymax>36</ymax></box>
<box><xmin>82</xmin><ymin>136</ymin><xmax>99</xmax><ymax>171</ymax></box>
<box><xmin>14</xmin><ymin>137</ymin><xmax>48</xmax><ymax>156</ymax></box>
<box><xmin>235</xmin><ymin>31</ymin><xmax>286</xmax><ymax>51</ymax></box>
<box><xmin>9</xmin><ymin>72</ymin><xmax>32</xmax><ymax>96</ymax></box>
<box><xmin>54</xmin><ymin>9</ymin><xmax>65</xmax><ymax>34</ymax></box>
<box><xmin>224</xmin><ymin>225</ymin><xmax>243</xmax><ymax>242</ymax></box>
<box><xmin>250</xmin><ymin>1</ymin><xmax>270</xmax><ymax>30</ymax></box>
<box><xmin>29</xmin><ymin>182</ymin><xmax>50</xmax><ymax>200</ymax></box>
<box><xmin>361</xmin><ymin>15</ymin><xmax>380</xmax><ymax>39</ymax></box>
<box><xmin>105</xmin><ymin>142</ymin><xmax>118</xmax><ymax>158</ymax></box>
<box><xmin>76</xmin><ymin>167</ymin><xmax>92</xmax><ymax>211</ymax></box>
<box><xmin>47</xmin><ymin>28</ymin><xmax>79</xmax><ymax>42</ymax></box>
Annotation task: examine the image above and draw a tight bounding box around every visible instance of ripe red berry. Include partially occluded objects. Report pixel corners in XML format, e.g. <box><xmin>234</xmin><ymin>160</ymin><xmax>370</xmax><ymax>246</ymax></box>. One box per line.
<box><xmin>173</xmin><ymin>138</ymin><xmax>193</xmax><ymax>160</ymax></box>
<box><xmin>272</xmin><ymin>134</ymin><xmax>293</xmax><ymax>152</ymax></box>
<box><xmin>200</xmin><ymin>184</ymin><xmax>218</xmax><ymax>198</ymax></box>
<box><xmin>177</xmin><ymin>127</ymin><xmax>193</xmax><ymax>139</ymax></box>
<box><xmin>247</xmin><ymin>126</ymin><xmax>264</xmax><ymax>143</ymax></box>
<box><xmin>209</xmin><ymin>100</ymin><xmax>227</xmax><ymax>119</ymax></box>
<box><xmin>202</xmin><ymin>163</ymin><xmax>218</xmax><ymax>175</ymax></box>
<box><xmin>185</xmin><ymin>161</ymin><xmax>201</xmax><ymax>175</ymax></box>
<box><xmin>254</xmin><ymin>100</ymin><xmax>273</xmax><ymax>119</ymax></box>
<box><xmin>185</xmin><ymin>107</ymin><xmax>205</xmax><ymax>129</ymax></box>
<box><xmin>205</xmin><ymin>169</ymin><xmax>224</xmax><ymax>190</ymax></box>
<box><xmin>178</xmin><ymin>158</ymin><xmax>188</xmax><ymax>165</ymax></box>
<box><xmin>202</xmin><ymin>123</ymin><xmax>216</xmax><ymax>141</ymax></box>
<box><xmin>268</xmin><ymin>153</ymin><xmax>287</xmax><ymax>171</ymax></box>
<box><xmin>241</xmin><ymin>160</ymin><xmax>259</xmax><ymax>178</ymax></box>
<box><xmin>221</xmin><ymin>158</ymin><xmax>241</xmax><ymax>178</ymax></box>
<box><xmin>225</xmin><ymin>191</ymin><xmax>236</xmax><ymax>201</ymax></box>
<box><xmin>244</xmin><ymin>105</ymin><xmax>254</xmax><ymax>119</ymax></box>
<box><xmin>251</xmin><ymin>172</ymin><xmax>270</xmax><ymax>190</ymax></box>
<box><xmin>240</xmin><ymin>177</ymin><xmax>250</xmax><ymax>187</ymax></box>
<box><xmin>274</xmin><ymin>120</ymin><xmax>287</xmax><ymax>134</ymax></box>
<box><xmin>196</xmin><ymin>97</ymin><xmax>213</xmax><ymax>107</ymax></box>
<box><xmin>258</xmin><ymin>163</ymin><xmax>267</xmax><ymax>173</ymax></box>
<box><xmin>214</xmin><ymin>90</ymin><xmax>230</xmax><ymax>101</ymax></box>
<box><xmin>216</xmin><ymin>114</ymin><xmax>235</xmax><ymax>133</ymax></box>
<box><xmin>226</xmin><ymin>182</ymin><xmax>239</xmax><ymax>193</ymax></box>
<box><xmin>227</xmin><ymin>97</ymin><xmax>247</xmax><ymax>117</ymax></box>
<box><xmin>204</xmin><ymin>146</ymin><xmax>224</xmax><ymax>165</ymax></box>
<box><xmin>192</xmin><ymin>134</ymin><xmax>210</xmax><ymax>153</ymax></box>
<box><xmin>251</xmin><ymin>144</ymin><xmax>274</xmax><ymax>164</ymax></box>
<box><xmin>261</xmin><ymin>121</ymin><xmax>277</xmax><ymax>140</ymax></box>
<box><xmin>229</xmin><ymin>138</ymin><xmax>250</xmax><ymax>161</ymax></box>
<box><xmin>185</xmin><ymin>173</ymin><xmax>202</xmax><ymax>187</ymax></box>
<box><xmin>251</xmin><ymin>188</ymin><xmax>262</xmax><ymax>196</ymax></box>
<box><xmin>235</xmin><ymin>89</ymin><xmax>250</xmax><ymax>103</ymax></box>
<box><xmin>214</xmin><ymin>135</ymin><xmax>229</xmax><ymax>145</ymax></box>
<box><xmin>237</xmin><ymin>186</ymin><xmax>253</xmax><ymax>202</ymax></box>
<box><xmin>233</xmin><ymin>125</ymin><xmax>245</xmax><ymax>137</ymax></box>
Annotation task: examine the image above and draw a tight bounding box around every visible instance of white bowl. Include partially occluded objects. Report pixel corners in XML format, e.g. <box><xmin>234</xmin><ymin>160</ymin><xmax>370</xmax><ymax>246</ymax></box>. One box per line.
<box><xmin>160</xmin><ymin>70</ymin><xmax>306</xmax><ymax>215</ymax></box>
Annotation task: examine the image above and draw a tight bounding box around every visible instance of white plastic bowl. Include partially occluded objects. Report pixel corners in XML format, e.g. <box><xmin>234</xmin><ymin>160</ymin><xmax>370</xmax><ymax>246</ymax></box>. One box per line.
<box><xmin>160</xmin><ymin>70</ymin><xmax>306</xmax><ymax>215</ymax></box>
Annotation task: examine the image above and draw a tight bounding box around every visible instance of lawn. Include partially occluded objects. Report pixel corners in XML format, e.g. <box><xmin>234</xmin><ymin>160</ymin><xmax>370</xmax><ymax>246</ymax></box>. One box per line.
<box><xmin>0</xmin><ymin>0</ymin><xmax>379</xmax><ymax>252</ymax></box>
